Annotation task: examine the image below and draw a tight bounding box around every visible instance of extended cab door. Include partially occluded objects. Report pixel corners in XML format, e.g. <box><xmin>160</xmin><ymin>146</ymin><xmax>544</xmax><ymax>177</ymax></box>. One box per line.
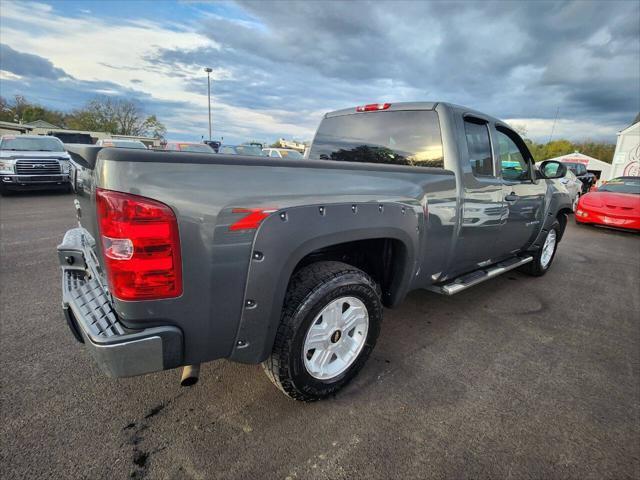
<box><xmin>493</xmin><ymin>126</ymin><xmax>546</xmax><ymax>254</ymax></box>
<box><xmin>453</xmin><ymin>115</ymin><xmax>509</xmax><ymax>272</ymax></box>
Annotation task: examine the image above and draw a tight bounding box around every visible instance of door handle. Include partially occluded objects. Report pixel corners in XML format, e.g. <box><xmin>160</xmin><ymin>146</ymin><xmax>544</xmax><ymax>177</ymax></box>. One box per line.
<box><xmin>505</xmin><ymin>194</ymin><xmax>518</xmax><ymax>202</ymax></box>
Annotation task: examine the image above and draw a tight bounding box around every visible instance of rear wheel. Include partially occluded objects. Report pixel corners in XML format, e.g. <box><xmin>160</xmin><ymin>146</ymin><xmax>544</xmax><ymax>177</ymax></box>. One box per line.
<box><xmin>262</xmin><ymin>261</ymin><xmax>382</xmax><ymax>401</ymax></box>
<box><xmin>520</xmin><ymin>220</ymin><xmax>560</xmax><ymax>276</ymax></box>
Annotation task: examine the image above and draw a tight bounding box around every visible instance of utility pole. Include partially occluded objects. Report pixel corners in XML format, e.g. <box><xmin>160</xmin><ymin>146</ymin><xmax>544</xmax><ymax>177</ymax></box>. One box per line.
<box><xmin>204</xmin><ymin>67</ymin><xmax>213</xmax><ymax>141</ymax></box>
<box><xmin>548</xmin><ymin>106</ymin><xmax>559</xmax><ymax>144</ymax></box>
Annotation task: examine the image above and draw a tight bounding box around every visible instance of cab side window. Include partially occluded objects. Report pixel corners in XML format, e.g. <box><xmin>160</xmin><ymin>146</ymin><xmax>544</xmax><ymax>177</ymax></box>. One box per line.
<box><xmin>464</xmin><ymin>119</ymin><xmax>494</xmax><ymax>177</ymax></box>
<box><xmin>497</xmin><ymin>130</ymin><xmax>530</xmax><ymax>181</ymax></box>
<box><xmin>270</xmin><ymin>150</ymin><xmax>280</xmax><ymax>158</ymax></box>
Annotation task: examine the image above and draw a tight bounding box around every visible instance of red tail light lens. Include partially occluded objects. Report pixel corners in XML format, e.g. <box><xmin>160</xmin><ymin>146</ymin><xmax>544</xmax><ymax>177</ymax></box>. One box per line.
<box><xmin>356</xmin><ymin>103</ymin><xmax>391</xmax><ymax>112</ymax></box>
<box><xmin>96</xmin><ymin>188</ymin><xmax>182</xmax><ymax>301</ymax></box>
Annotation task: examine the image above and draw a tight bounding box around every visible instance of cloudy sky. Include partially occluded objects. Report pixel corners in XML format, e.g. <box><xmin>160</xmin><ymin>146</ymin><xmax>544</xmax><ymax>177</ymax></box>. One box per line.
<box><xmin>0</xmin><ymin>0</ymin><xmax>638</xmax><ymax>143</ymax></box>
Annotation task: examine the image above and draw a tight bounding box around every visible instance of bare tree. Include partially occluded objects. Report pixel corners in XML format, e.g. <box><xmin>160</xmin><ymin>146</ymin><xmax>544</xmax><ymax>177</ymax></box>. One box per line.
<box><xmin>68</xmin><ymin>97</ymin><xmax>166</xmax><ymax>137</ymax></box>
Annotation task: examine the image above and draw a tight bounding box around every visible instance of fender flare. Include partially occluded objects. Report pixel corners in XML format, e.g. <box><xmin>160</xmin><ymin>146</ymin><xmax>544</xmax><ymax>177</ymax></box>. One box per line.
<box><xmin>529</xmin><ymin>185</ymin><xmax>572</xmax><ymax>249</ymax></box>
<box><xmin>229</xmin><ymin>202</ymin><xmax>420</xmax><ymax>363</ymax></box>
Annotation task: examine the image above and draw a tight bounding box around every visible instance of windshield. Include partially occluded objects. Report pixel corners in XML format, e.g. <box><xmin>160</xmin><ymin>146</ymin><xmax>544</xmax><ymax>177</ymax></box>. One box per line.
<box><xmin>0</xmin><ymin>136</ymin><xmax>65</xmax><ymax>152</ymax></box>
<box><xmin>179</xmin><ymin>144</ymin><xmax>213</xmax><ymax>153</ymax></box>
<box><xmin>309</xmin><ymin>110</ymin><xmax>444</xmax><ymax>168</ymax></box>
<box><xmin>235</xmin><ymin>145</ymin><xmax>265</xmax><ymax>156</ymax></box>
<box><xmin>279</xmin><ymin>150</ymin><xmax>303</xmax><ymax>159</ymax></box>
<box><xmin>599</xmin><ymin>178</ymin><xmax>640</xmax><ymax>194</ymax></box>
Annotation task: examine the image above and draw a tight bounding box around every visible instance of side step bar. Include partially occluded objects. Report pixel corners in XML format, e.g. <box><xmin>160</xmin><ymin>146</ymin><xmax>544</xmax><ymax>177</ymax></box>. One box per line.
<box><xmin>430</xmin><ymin>255</ymin><xmax>534</xmax><ymax>295</ymax></box>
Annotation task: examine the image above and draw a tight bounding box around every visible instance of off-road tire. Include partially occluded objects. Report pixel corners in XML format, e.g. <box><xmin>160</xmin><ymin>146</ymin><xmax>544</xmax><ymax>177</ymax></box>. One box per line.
<box><xmin>262</xmin><ymin>261</ymin><xmax>382</xmax><ymax>401</ymax></box>
<box><xmin>520</xmin><ymin>220</ymin><xmax>561</xmax><ymax>277</ymax></box>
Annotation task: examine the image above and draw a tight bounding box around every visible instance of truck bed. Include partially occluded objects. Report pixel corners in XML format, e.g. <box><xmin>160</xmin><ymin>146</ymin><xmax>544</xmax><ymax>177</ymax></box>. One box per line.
<box><xmin>66</xmin><ymin>145</ymin><xmax>457</xmax><ymax>366</ymax></box>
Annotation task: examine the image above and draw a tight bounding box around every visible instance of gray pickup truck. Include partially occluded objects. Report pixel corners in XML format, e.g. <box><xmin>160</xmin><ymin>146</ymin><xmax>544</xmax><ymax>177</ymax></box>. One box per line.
<box><xmin>59</xmin><ymin>102</ymin><xmax>570</xmax><ymax>401</ymax></box>
<box><xmin>0</xmin><ymin>135</ymin><xmax>71</xmax><ymax>194</ymax></box>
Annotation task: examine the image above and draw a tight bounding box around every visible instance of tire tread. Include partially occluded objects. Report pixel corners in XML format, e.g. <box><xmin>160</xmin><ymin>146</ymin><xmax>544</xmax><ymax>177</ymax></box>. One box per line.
<box><xmin>262</xmin><ymin>261</ymin><xmax>380</xmax><ymax>401</ymax></box>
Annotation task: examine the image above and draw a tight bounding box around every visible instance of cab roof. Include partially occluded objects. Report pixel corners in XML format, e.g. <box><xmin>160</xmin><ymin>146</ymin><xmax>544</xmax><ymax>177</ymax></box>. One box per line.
<box><xmin>324</xmin><ymin>101</ymin><xmax>508</xmax><ymax>130</ymax></box>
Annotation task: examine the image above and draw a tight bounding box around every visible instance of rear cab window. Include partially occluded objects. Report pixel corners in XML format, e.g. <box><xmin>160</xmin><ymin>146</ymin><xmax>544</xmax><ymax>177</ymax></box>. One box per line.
<box><xmin>463</xmin><ymin>118</ymin><xmax>494</xmax><ymax>177</ymax></box>
<box><xmin>309</xmin><ymin>110</ymin><xmax>444</xmax><ymax>168</ymax></box>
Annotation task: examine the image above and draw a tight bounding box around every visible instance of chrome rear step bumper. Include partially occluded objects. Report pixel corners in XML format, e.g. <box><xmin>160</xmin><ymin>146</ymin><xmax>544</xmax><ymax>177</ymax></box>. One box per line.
<box><xmin>58</xmin><ymin>227</ymin><xmax>183</xmax><ymax>377</ymax></box>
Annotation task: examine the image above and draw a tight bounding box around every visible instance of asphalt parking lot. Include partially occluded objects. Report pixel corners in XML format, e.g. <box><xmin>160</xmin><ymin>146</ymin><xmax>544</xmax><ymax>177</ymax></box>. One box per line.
<box><xmin>1</xmin><ymin>192</ymin><xmax>638</xmax><ymax>480</ymax></box>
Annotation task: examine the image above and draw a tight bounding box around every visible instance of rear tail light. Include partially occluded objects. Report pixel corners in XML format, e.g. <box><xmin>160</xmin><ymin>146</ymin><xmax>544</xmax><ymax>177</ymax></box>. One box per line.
<box><xmin>96</xmin><ymin>188</ymin><xmax>182</xmax><ymax>301</ymax></box>
<box><xmin>356</xmin><ymin>103</ymin><xmax>391</xmax><ymax>112</ymax></box>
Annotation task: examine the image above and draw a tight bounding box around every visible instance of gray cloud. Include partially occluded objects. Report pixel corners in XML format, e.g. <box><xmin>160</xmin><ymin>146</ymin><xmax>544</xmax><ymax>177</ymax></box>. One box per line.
<box><xmin>0</xmin><ymin>67</ymin><xmax>193</xmax><ymax>131</ymax></box>
<box><xmin>3</xmin><ymin>1</ymin><xmax>639</xmax><ymax>143</ymax></box>
<box><xmin>145</xmin><ymin>0</ymin><xmax>639</xmax><ymax>139</ymax></box>
<box><xmin>0</xmin><ymin>43</ymin><xmax>69</xmax><ymax>79</ymax></box>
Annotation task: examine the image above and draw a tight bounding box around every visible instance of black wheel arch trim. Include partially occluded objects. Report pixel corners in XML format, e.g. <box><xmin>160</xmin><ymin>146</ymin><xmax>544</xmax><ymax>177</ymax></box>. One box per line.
<box><xmin>229</xmin><ymin>202</ymin><xmax>419</xmax><ymax>364</ymax></box>
<box><xmin>528</xmin><ymin>187</ymin><xmax>572</xmax><ymax>250</ymax></box>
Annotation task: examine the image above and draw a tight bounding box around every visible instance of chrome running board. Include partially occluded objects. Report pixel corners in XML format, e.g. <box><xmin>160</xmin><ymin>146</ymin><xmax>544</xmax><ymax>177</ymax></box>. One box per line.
<box><xmin>429</xmin><ymin>255</ymin><xmax>534</xmax><ymax>295</ymax></box>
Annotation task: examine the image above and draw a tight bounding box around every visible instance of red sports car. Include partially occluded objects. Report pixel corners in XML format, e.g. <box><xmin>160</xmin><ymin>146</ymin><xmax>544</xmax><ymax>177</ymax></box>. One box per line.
<box><xmin>575</xmin><ymin>176</ymin><xmax>640</xmax><ymax>231</ymax></box>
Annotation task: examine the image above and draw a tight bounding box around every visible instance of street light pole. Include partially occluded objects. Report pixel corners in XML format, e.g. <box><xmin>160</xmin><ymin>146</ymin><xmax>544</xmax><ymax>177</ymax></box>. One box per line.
<box><xmin>204</xmin><ymin>67</ymin><xmax>213</xmax><ymax>141</ymax></box>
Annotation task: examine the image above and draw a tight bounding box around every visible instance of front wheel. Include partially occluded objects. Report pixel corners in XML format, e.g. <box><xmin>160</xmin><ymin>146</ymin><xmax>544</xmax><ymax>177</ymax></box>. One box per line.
<box><xmin>262</xmin><ymin>261</ymin><xmax>382</xmax><ymax>401</ymax></box>
<box><xmin>520</xmin><ymin>220</ymin><xmax>560</xmax><ymax>276</ymax></box>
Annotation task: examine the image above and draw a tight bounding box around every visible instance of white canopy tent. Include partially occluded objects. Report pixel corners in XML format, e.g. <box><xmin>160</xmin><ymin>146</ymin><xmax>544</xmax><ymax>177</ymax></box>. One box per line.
<box><xmin>545</xmin><ymin>152</ymin><xmax>612</xmax><ymax>181</ymax></box>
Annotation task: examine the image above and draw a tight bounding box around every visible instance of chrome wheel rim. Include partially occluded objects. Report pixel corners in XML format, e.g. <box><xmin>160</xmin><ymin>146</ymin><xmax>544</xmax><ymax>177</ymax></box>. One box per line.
<box><xmin>540</xmin><ymin>229</ymin><xmax>557</xmax><ymax>269</ymax></box>
<box><xmin>303</xmin><ymin>296</ymin><xmax>369</xmax><ymax>380</ymax></box>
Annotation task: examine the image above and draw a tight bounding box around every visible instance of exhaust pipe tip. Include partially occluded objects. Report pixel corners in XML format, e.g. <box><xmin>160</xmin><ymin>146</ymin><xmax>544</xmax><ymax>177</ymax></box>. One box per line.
<box><xmin>180</xmin><ymin>364</ymin><xmax>200</xmax><ymax>387</ymax></box>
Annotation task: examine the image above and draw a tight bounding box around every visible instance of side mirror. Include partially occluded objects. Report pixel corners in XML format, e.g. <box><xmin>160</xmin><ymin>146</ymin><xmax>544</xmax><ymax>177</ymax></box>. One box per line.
<box><xmin>540</xmin><ymin>160</ymin><xmax>567</xmax><ymax>179</ymax></box>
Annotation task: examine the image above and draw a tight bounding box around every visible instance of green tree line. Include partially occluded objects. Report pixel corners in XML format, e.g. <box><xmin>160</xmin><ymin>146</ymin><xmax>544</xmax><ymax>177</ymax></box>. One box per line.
<box><xmin>0</xmin><ymin>95</ymin><xmax>617</xmax><ymax>161</ymax></box>
<box><xmin>526</xmin><ymin>139</ymin><xmax>616</xmax><ymax>164</ymax></box>
<box><xmin>511</xmin><ymin>124</ymin><xmax>616</xmax><ymax>163</ymax></box>
<box><xmin>0</xmin><ymin>95</ymin><xmax>166</xmax><ymax>139</ymax></box>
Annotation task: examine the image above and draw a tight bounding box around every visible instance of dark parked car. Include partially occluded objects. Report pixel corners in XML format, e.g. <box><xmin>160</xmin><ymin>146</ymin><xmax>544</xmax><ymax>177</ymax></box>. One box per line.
<box><xmin>59</xmin><ymin>101</ymin><xmax>571</xmax><ymax>401</ymax></box>
<box><xmin>563</xmin><ymin>162</ymin><xmax>596</xmax><ymax>193</ymax></box>
<box><xmin>204</xmin><ymin>140</ymin><xmax>221</xmax><ymax>152</ymax></box>
<box><xmin>50</xmin><ymin>132</ymin><xmax>94</xmax><ymax>145</ymax></box>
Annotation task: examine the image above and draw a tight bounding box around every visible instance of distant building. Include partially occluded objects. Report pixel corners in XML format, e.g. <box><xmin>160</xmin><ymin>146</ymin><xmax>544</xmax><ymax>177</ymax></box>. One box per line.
<box><xmin>0</xmin><ymin>120</ymin><xmax>33</xmax><ymax>135</ymax></box>
<box><xmin>611</xmin><ymin>114</ymin><xmax>640</xmax><ymax>179</ymax></box>
<box><xmin>24</xmin><ymin>120</ymin><xmax>61</xmax><ymax>129</ymax></box>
